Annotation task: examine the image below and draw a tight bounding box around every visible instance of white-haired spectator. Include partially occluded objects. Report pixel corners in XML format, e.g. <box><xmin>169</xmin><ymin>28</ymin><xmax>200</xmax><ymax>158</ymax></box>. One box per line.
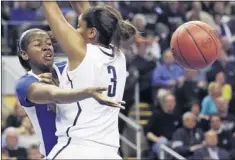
<box><xmin>3</xmin><ymin>127</ymin><xmax>27</xmax><ymax>160</ymax></box>
<box><xmin>171</xmin><ymin>112</ymin><xmax>204</xmax><ymax>158</ymax></box>
<box><xmin>132</xmin><ymin>13</ymin><xmax>147</xmax><ymax>33</ymax></box>
<box><xmin>145</xmin><ymin>93</ymin><xmax>181</xmax><ymax>159</ymax></box>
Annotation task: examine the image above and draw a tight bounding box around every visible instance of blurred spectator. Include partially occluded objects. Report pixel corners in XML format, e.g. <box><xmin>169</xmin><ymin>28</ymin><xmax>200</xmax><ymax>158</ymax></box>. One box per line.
<box><xmin>201</xmin><ymin>2</ymin><xmax>214</xmax><ymax>14</ymax></box>
<box><xmin>2</xmin><ymin>149</ymin><xmax>16</xmax><ymax>160</ymax></box>
<box><xmin>207</xmin><ymin>47</ymin><xmax>235</xmax><ymax>85</ymax></box>
<box><xmin>193</xmin><ymin>130</ymin><xmax>230</xmax><ymax>159</ymax></box>
<box><xmin>3</xmin><ymin>127</ymin><xmax>27</xmax><ymax>160</ymax></box>
<box><xmin>10</xmin><ymin>2</ymin><xmax>36</xmax><ymax>21</ymax></box>
<box><xmin>65</xmin><ymin>10</ymin><xmax>77</xmax><ymax>28</ymax></box>
<box><xmin>131</xmin><ymin>40</ymin><xmax>157</xmax><ymax>103</ymax></box>
<box><xmin>152</xmin><ymin>49</ymin><xmax>184</xmax><ymax>89</ymax></box>
<box><xmin>216</xmin><ymin>96</ymin><xmax>235</xmax><ymax>134</ymax></box>
<box><xmin>27</xmin><ymin>145</ymin><xmax>42</xmax><ymax>160</ymax></box>
<box><xmin>209</xmin><ymin>72</ymin><xmax>232</xmax><ymax>102</ymax></box>
<box><xmin>186</xmin><ymin>2</ymin><xmax>216</xmax><ymax>29</ymax></box>
<box><xmin>213</xmin><ymin>12</ymin><xmax>233</xmax><ymax>42</ymax></box>
<box><xmin>190</xmin><ymin>102</ymin><xmax>210</xmax><ymax>132</ymax></box>
<box><xmin>17</xmin><ymin>117</ymin><xmax>39</xmax><ymax>149</ymax></box>
<box><xmin>210</xmin><ymin>114</ymin><xmax>233</xmax><ymax>151</ymax></box>
<box><xmin>221</xmin><ymin>36</ymin><xmax>235</xmax><ymax>62</ymax></box>
<box><xmin>171</xmin><ymin>112</ymin><xmax>204</xmax><ymax>158</ymax></box>
<box><xmin>176</xmin><ymin>69</ymin><xmax>207</xmax><ymax>114</ymax></box>
<box><xmin>132</xmin><ymin>14</ymin><xmax>147</xmax><ymax>36</ymax></box>
<box><xmin>200</xmin><ymin>82</ymin><xmax>222</xmax><ymax>116</ymax></box>
<box><xmin>229</xmin><ymin>88</ymin><xmax>235</xmax><ymax>115</ymax></box>
<box><xmin>161</xmin><ymin>2</ymin><xmax>186</xmax><ymax>34</ymax></box>
<box><xmin>145</xmin><ymin>93</ymin><xmax>181</xmax><ymax>158</ymax></box>
<box><xmin>5</xmin><ymin>103</ymin><xmax>26</xmax><ymax>129</ymax></box>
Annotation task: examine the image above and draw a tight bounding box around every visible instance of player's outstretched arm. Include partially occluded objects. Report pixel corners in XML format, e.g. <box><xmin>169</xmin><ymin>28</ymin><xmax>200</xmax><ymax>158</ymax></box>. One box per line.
<box><xmin>70</xmin><ymin>1</ymin><xmax>90</xmax><ymax>15</ymax></box>
<box><xmin>26</xmin><ymin>83</ymin><xmax>124</xmax><ymax>108</ymax></box>
<box><xmin>42</xmin><ymin>2</ymin><xmax>86</xmax><ymax>70</ymax></box>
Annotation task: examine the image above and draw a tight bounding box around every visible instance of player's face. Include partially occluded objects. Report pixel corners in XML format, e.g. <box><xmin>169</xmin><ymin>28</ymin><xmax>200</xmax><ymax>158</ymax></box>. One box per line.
<box><xmin>26</xmin><ymin>31</ymin><xmax>54</xmax><ymax>71</ymax></box>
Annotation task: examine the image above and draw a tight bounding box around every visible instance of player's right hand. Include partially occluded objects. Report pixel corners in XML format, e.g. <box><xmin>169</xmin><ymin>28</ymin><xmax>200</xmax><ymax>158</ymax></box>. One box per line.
<box><xmin>38</xmin><ymin>73</ymin><xmax>53</xmax><ymax>84</ymax></box>
<box><xmin>86</xmin><ymin>87</ymin><xmax>126</xmax><ymax>109</ymax></box>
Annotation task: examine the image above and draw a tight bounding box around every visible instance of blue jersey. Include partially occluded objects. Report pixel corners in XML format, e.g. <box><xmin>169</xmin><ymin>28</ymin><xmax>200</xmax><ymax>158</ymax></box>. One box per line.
<box><xmin>15</xmin><ymin>61</ymin><xmax>66</xmax><ymax>156</ymax></box>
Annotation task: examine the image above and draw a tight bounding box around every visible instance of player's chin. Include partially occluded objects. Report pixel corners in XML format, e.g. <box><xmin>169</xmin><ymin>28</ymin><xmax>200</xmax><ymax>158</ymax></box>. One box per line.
<box><xmin>43</xmin><ymin>59</ymin><xmax>54</xmax><ymax>67</ymax></box>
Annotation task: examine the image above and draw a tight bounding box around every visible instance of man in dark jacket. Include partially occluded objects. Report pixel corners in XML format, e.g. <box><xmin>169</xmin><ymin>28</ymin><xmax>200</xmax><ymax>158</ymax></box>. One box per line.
<box><xmin>145</xmin><ymin>93</ymin><xmax>181</xmax><ymax>158</ymax></box>
<box><xmin>210</xmin><ymin>114</ymin><xmax>233</xmax><ymax>152</ymax></box>
<box><xmin>193</xmin><ymin>130</ymin><xmax>230</xmax><ymax>159</ymax></box>
<box><xmin>171</xmin><ymin>112</ymin><xmax>204</xmax><ymax>158</ymax></box>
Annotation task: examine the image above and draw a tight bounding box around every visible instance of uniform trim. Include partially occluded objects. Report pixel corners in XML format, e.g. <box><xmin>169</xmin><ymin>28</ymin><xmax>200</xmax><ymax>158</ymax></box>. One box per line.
<box><xmin>98</xmin><ymin>45</ymin><xmax>114</xmax><ymax>57</ymax></box>
<box><xmin>52</xmin><ymin>73</ymin><xmax>82</xmax><ymax>159</ymax></box>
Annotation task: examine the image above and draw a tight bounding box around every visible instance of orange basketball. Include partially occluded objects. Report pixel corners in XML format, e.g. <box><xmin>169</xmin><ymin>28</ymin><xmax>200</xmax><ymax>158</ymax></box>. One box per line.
<box><xmin>170</xmin><ymin>21</ymin><xmax>221</xmax><ymax>70</ymax></box>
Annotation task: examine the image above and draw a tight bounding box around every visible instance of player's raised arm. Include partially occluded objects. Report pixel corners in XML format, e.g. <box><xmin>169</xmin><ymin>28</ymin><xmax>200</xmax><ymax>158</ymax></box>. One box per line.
<box><xmin>42</xmin><ymin>2</ymin><xmax>86</xmax><ymax>70</ymax></box>
<box><xmin>70</xmin><ymin>1</ymin><xmax>90</xmax><ymax>15</ymax></box>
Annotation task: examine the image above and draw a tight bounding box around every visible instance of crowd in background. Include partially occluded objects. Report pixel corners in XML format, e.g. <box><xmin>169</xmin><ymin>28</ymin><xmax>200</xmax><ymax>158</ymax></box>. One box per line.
<box><xmin>1</xmin><ymin>1</ymin><xmax>235</xmax><ymax>160</ymax></box>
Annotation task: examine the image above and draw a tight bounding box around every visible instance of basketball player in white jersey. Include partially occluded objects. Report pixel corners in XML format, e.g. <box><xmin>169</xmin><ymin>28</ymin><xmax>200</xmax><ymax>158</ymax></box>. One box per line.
<box><xmin>42</xmin><ymin>1</ymin><xmax>137</xmax><ymax>159</ymax></box>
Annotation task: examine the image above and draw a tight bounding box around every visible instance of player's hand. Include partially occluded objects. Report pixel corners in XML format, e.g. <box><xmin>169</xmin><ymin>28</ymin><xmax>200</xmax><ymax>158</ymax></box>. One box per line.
<box><xmin>38</xmin><ymin>73</ymin><xmax>53</xmax><ymax>84</ymax></box>
<box><xmin>86</xmin><ymin>87</ymin><xmax>126</xmax><ymax>109</ymax></box>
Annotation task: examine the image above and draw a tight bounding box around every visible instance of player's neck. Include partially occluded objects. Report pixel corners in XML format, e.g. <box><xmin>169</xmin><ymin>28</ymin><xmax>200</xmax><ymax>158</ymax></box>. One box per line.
<box><xmin>93</xmin><ymin>42</ymin><xmax>109</xmax><ymax>49</ymax></box>
<box><xmin>31</xmin><ymin>67</ymin><xmax>52</xmax><ymax>75</ymax></box>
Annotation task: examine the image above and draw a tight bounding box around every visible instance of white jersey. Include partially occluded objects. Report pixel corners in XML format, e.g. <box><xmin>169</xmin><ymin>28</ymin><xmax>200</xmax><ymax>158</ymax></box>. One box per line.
<box><xmin>55</xmin><ymin>44</ymin><xmax>126</xmax><ymax>149</ymax></box>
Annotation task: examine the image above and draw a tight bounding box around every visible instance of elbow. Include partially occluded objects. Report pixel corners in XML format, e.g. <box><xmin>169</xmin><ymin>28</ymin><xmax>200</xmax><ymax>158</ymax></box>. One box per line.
<box><xmin>50</xmin><ymin>90</ymin><xmax>62</xmax><ymax>104</ymax></box>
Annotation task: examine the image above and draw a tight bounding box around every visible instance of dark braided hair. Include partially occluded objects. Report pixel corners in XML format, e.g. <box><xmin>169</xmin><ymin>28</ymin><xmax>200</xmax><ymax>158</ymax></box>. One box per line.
<box><xmin>82</xmin><ymin>5</ymin><xmax>137</xmax><ymax>49</ymax></box>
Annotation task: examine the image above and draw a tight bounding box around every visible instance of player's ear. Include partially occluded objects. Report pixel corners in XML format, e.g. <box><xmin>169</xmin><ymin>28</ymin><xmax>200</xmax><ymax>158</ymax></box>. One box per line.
<box><xmin>87</xmin><ymin>27</ymin><xmax>97</xmax><ymax>40</ymax></box>
<box><xmin>20</xmin><ymin>50</ymin><xmax>29</xmax><ymax>61</ymax></box>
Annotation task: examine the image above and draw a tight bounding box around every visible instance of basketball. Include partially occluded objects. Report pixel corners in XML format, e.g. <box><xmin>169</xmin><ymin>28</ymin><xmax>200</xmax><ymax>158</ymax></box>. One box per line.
<box><xmin>170</xmin><ymin>21</ymin><xmax>221</xmax><ymax>70</ymax></box>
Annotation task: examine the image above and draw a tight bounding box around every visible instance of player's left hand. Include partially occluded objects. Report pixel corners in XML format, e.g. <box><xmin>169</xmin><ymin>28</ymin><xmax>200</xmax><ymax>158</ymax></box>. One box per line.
<box><xmin>86</xmin><ymin>87</ymin><xmax>126</xmax><ymax>109</ymax></box>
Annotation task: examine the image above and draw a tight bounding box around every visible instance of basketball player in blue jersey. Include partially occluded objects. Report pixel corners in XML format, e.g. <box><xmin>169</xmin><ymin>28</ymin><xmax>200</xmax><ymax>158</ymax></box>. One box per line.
<box><xmin>42</xmin><ymin>1</ymin><xmax>137</xmax><ymax>159</ymax></box>
<box><xmin>15</xmin><ymin>28</ymin><xmax>125</xmax><ymax>157</ymax></box>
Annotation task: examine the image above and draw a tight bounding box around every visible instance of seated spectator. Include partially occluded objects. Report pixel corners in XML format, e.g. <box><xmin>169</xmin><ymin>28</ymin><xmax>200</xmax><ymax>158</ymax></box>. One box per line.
<box><xmin>171</xmin><ymin>112</ymin><xmax>204</xmax><ymax>158</ymax></box>
<box><xmin>10</xmin><ymin>1</ymin><xmax>36</xmax><ymax>21</ymax></box>
<box><xmin>132</xmin><ymin>14</ymin><xmax>147</xmax><ymax>36</ymax></box>
<box><xmin>190</xmin><ymin>102</ymin><xmax>210</xmax><ymax>132</ymax></box>
<box><xmin>145</xmin><ymin>93</ymin><xmax>181</xmax><ymax>158</ymax></box>
<box><xmin>176</xmin><ymin>69</ymin><xmax>207</xmax><ymax>114</ymax></box>
<box><xmin>152</xmin><ymin>49</ymin><xmax>184</xmax><ymax>89</ymax></box>
<box><xmin>193</xmin><ymin>130</ymin><xmax>230</xmax><ymax>159</ymax></box>
<box><xmin>186</xmin><ymin>2</ymin><xmax>216</xmax><ymax>29</ymax></box>
<box><xmin>200</xmin><ymin>82</ymin><xmax>222</xmax><ymax>116</ymax></box>
<box><xmin>131</xmin><ymin>40</ymin><xmax>157</xmax><ymax>103</ymax></box>
<box><xmin>5</xmin><ymin>103</ymin><xmax>26</xmax><ymax>129</ymax></box>
<box><xmin>27</xmin><ymin>145</ymin><xmax>42</xmax><ymax>160</ymax></box>
<box><xmin>229</xmin><ymin>88</ymin><xmax>235</xmax><ymax>115</ymax></box>
<box><xmin>17</xmin><ymin>117</ymin><xmax>40</xmax><ymax>149</ymax></box>
<box><xmin>2</xmin><ymin>149</ymin><xmax>16</xmax><ymax>160</ymax></box>
<box><xmin>65</xmin><ymin>10</ymin><xmax>77</xmax><ymax>28</ymax></box>
<box><xmin>209</xmin><ymin>72</ymin><xmax>232</xmax><ymax>102</ymax></box>
<box><xmin>2</xmin><ymin>127</ymin><xmax>27</xmax><ymax>160</ymax></box>
<box><xmin>216</xmin><ymin>97</ymin><xmax>235</xmax><ymax>134</ymax></box>
<box><xmin>210</xmin><ymin>114</ymin><xmax>233</xmax><ymax>151</ymax></box>
<box><xmin>213</xmin><ymin>11</ymin><xmax>233</xmax><ymax>43</ymax></box>
<box><xmin>207</xmin><ymin>45</ymin><xmax>235</xmax><ymax>84</ymax></box>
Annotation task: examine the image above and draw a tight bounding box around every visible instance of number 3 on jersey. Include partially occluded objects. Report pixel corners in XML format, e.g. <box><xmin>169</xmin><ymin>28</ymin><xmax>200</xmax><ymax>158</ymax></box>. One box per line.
<box><xmin>107</xmin><ymin>65</ymin><xmax>117</xmax><ymax>97</ymax></box>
